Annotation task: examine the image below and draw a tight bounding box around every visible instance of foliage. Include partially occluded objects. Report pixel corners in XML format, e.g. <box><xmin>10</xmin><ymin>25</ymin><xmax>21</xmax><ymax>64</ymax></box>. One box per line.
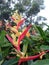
<box><xmin>27</xmin><ymin>2</ymin><xmax>40</xmax><ymax>17</ymax></box>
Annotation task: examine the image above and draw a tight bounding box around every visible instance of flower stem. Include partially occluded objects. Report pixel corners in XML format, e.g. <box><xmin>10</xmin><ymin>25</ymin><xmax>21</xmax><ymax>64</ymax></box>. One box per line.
<box><xmin>6</xmin><ymin>34</ymin><xmax>20</xmax><ymax>51</ymax></box>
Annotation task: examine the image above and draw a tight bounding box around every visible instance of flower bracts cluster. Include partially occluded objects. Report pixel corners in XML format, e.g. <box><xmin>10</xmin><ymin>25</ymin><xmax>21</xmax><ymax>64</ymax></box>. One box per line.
<box><xmin>6</xmin><ymin>11</ymin><xmax>31</xmax><ymax>52</ymax></box>
<box><xmin>5</xmin><ymin>10</ymin><xmax>49</xmax><ymax>65</ymax></box>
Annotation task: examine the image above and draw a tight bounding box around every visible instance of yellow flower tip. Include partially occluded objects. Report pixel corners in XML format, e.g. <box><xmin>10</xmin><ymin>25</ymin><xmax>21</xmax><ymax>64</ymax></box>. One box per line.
<box><xmin>11</xmin><ymin>33</ymin><xmax>16</xmax><ymax>41</ymax></box>
<box><xmin>20</xmin><ymin>41</ymin><xmax>22</xmax><ymax>44</ymax></box>
<box><xmin>26</xmin><ymin>32</ymin><xmax>30</xmax><ymax>37</ymax></box>
<box><xmin>40</xmin><ymin>55</ymin><xmax>43</xmax><ymax>60</ymax></box>
<box><xmin>15</xmin><ymin>49</ymin><xmax>25</xmax><ymax>57</ymax></box>
<box><xmin>17</xmin><ymin>52</ymin><xmax>25</xmax><ymax>57</ymax></box>
<box><xmin>15</xmin><ymin>10</ymin><xmax>18</xmax><ymax>13</ymax></box>
<box><xmin>16</xmin><ymin>32</ymin><xmax>21</xmax><ymax>37</ymax></box>
<box><xmin>10</xmin><ymin>27</ymin><xmax>18</xmax><ymax>33</ymax></box>
<box><xmin>11</xmin><ymin>16</ymin><xmax>16</xmax><ymax>20</ymax></box>
<box><xmin>13</xmin><ymin>40</ymin><xmax>18</xmax><ymax>46</ymax></box>
<box><xmin>12</xmin><ymin>10</ymin><xmax>22</xmax><ymax>24</ymax></box>
<box><xmin>26</xmin><ymin>53</ymin><xmax>28</xmax><ymax>57</ymax></box>
<box><xmin>10</xmin><ymin>27</ymin><xmax>21</xmax><ymax>37</ymax></box>
<box><xmin>39</xmin><ymin>51</ymin><xmax>46</xmax><ymax>60</ymax></box>
<box><xmin>13</xmin><ymin>26</ymin><xmax>17</xmax><ymax>29</ymax></box>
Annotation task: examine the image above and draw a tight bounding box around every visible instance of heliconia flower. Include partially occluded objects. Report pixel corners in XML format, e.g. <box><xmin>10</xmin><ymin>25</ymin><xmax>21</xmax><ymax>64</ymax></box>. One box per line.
<box><xmin>11</xmin><ymin>16</ymin><xmax>16</xmax><ymax>21</ymax></box>
<box><xmin>6</xmin><ymin>34</ymin><xmax>20</xmax><ymax>51</ymax></box>
<box><xmin>18</xmin><ymin>52</ymin><xmax>43</xmax><ymax>65</ymax></box>
<box><xmin>10</xmin><ymin>27</ymin><xmax>18</xmax><ymax>33</ymax></box>
<box><xmin>17</xmin><ymin>24</ymin><xmax>32</xmax><ymax>47</ymax></box>
<box><xmin>15</xmin><ymin>50</ymin><xmax>25</xmax><ymax>57</ymax></box>
<box><xmin>14</xmin><ymin>10</ymin><xmax>21</xmax><ymax>20</ymax></box>
<box><xmin>16</xmin><ymin>18</ymin><xmax>26</xmax><ymax>30</ymax></box>
<box><xmin>6</xmin><ymin>34</ymin><xmax>13</xmax><ymax>43</ymax></box>
<box><xmin>18</xmin><ymin>50</ymin><xmax>48</xmax><ymax>65</ymax></box>
<box><xmin>5</xmin><ymin>22</ymin><xmax>11</xmax><ymax>30</ymax></box>
<box><xmin>22</xmin><ymin>27</ymin><xmax>30</xmax><ymax>37</ymax></box>
<box><xmin>11</xmin><ymin>16</ymin><xmax>21</xmax><ymax>24</ymax></box>
<box><xmin>11</xmin><ymin>33</ymin><xmax>20</xmax><ymax>47</ymax></box>
<box><xmin>10</xmin><ymin>27</ymin><xmax>21</xmax><ymax>37</ymax></box>
<box><xmin>10</xmin><ymin>24</ymin><xmax>31</xmax><ymax>51</ymax></box>
<box><xmin>11</xmin><ymin>11</ymin><xmax>21</xmax><ymax>24</ymax></box>
<box><xmin>11</xmin><ymin>33</ymin><xmax>16</xmax><ymax>41</ymax></box>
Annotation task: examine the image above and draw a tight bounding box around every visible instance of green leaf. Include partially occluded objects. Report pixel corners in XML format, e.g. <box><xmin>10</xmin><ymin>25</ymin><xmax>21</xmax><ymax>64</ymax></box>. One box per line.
<box><xmin>25</xmin><ymin>37</ymin><xmax>32</xmax><ymax>44</ymax></box>
<box><xmin>36</xmin><ymin>26</ymin><xmax>46</xmax><ymax>41</ymax></box>
<box><xmin>2</xmin><ymin>57</ymin><xmax>19</xmax><ymax>65</ymax></box>
<box><xmin>40</xmin><ymin>45</ymin><xmax>49</xmax><ymax>50</ymax></box>
<box><xmin>1</xmin><ymin>47</ymin><xmax>10</xmax><ymax>57</ymax></box>
<box><xmin>0</xmin><ymin>53</ymin><xmax>3</xmax><ymax>61</ymax></box>
<box><xmin>31</xmin><ymin>59</ymin><xmax>49</xmax><ymax>65</ymax></box>
<box><xmin>45</xmin><ymin>53</ymin><xmax>49</xmax><ymax>59</ymax></box>
<box><xmin>22</xmin><ymin>42</ymin><xmax>28</xmax><ymax>55</ymax></box>
<box><xmin>27</xmin><ymin>60</ymin><xmax>33</xmax><ymax>65</ymax></box>
<box><xmin>30</xmin><ymin>35</ymin><xmax>42</xmax><ymax>42</ymax></box>
<box><xmin>0</xmin><ymin>30</ymin><xmax>6</xmax><ymax>47</ymax></box>
<box><xmin>0</xmin><ymin>30</ymin><xmax>12</xmax><ymax>47</ymax></box>
<box><xmin>45</xmin><ymin>37</ymin><xmax>49</xmax><ymax>43</ymax></box>
<box><xmin>0</xmin><ymin>60</ymin><xmax>4</xmax><ymax>65</ymax></box>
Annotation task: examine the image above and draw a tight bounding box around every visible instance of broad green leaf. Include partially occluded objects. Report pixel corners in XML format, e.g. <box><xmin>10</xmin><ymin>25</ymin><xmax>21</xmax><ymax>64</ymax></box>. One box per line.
<box><xmin>24</xmin><ymin>37</ymin><xmax>32</xmax><ymax>44</ymax></box>
<box><xmin>1</xmin><ymin>42</ymin><xmax>12</xmax><ymax>47</ymax></box>
<box><xmin>45</xmin><ymin>37</ymin><xmax>49</xmax><ymax>43</ymax></box>
<box><xmin>0</xmin><ymin>47</ymin><xmax>3</xmax><ymax>60</ymax></box>
<box><xmin>1</xmin><ymin>47</ymin><xmax>10</xmax><ymax>57</ymax></box>
<box><xmin>27</xmin><ymin>60</ymin><xmax>33</xmax><ymax>65</ymax></box>
<box><xmin>0</xmin><ymin>60</ymin><xmax>4</xmax><ymax>65</ymax></box>
<box><xmin>40</xmin><ymin>45</ymin><xmax>49</xmax><ymax>50</ymax></box>
<box><xmin>0</xmin><ymin>30</ymin><xmax>12</xmax><ymax>47</ymax></box>
<box><xmin>30</xmin><ymin>35</ymin><xmax>42</xmax><ymax>42</ymax></box>
<box><xmin>45</xmin><ymin>53</ymin><xmax>49</xmax><ymax>59</ymax></box>
<box><xmin>0</xmin><ymin>53</ymin><xmax>3</xmax><ymax>61</ymax></box>
<box><xmin>0</xmin><ymin>30</ymin><xmax>6</xmax><ymax>47</ymax></box>
<box><xmin>31</xmin><ymin>59</ymin><xmax>49</xmax><ymax>65</ymax></box>
<box><xmin>2</xmin><ymin>57</ymin><xmax>19</xmax><ymax>65</ymax></box>
<box><xmin>36</xmin><ymin>26</ymin><xmax>46</xmax><ymax>41</ymax></box>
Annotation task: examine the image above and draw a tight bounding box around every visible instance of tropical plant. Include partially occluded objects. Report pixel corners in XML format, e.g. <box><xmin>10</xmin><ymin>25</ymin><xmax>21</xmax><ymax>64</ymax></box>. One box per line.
<box><xmin>0</xmin><ymin>11</ymin><xmax>49</xmax><ymax>65</ymax></box>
